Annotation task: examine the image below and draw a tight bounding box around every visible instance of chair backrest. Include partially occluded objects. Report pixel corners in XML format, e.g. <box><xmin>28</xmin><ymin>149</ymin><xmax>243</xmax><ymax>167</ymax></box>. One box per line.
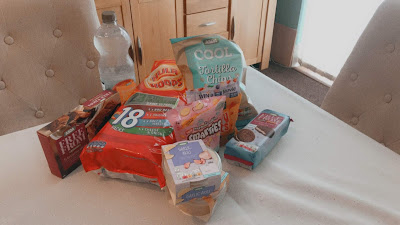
<box><xmin>322</xmin><ymin>0</ymin><xmax>400</xmax><ymax>154</ymax></box>
<box><xmin>0</xmin><ymin>0</ymin><xmax>103</xmax><ymax>135</ymax></box>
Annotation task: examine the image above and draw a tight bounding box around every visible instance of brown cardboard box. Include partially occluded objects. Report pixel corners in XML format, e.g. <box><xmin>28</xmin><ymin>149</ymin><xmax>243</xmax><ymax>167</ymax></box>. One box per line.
<box><xmin>37</xmin><ymin>90</ymin><xmax>120</xmax><ymax>178</ymax></box>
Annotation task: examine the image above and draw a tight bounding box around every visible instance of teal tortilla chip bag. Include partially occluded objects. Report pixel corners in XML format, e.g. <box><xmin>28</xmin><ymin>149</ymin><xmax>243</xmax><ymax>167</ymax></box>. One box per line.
<box><xmin>170</xmin><ymin>34</ymin><xmax>258</xmax><ymax>143</ymax></box>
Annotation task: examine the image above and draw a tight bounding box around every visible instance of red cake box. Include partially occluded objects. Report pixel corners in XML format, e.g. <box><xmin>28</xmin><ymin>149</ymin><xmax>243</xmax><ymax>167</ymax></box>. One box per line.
<box><xmin>37</xmin><ymin>90</ymin><xmax>120</xmax><ymax>178</ymax></box>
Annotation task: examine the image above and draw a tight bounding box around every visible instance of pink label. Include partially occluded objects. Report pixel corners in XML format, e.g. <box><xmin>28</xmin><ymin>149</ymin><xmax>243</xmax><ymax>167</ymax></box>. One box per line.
<box><xmin>251</xmin><ymin>113</ymin><xmax>284</xmax><ymax>129</ymax></box>
<box><xmin>83</xmin><ymin>90</ymin><xmax>115</xmax><ymax>108</ymax></box>
<box><xmin>56</xmin><ymin>123</ymin><xmax>88</xmax><ymax>170</ymax></box>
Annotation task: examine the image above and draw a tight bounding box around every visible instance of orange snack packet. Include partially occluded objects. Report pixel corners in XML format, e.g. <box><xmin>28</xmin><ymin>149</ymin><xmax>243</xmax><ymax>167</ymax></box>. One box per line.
<box><xmin>135</xmin><ymin>60</ymin><xmax>186</xmax><ymax>102</ymax></box>
<box><xmin>113</xmin><ymin>79</ymin><xmax>137</xmax><ymax>104</ymax></box>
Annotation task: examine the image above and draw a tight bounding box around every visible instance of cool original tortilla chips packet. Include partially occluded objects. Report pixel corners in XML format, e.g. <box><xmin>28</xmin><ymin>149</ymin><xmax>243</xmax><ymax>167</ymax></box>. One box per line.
<box><xmin>134</xmin><ymin>60</ymin><xmax>187</xmax><ymax>102</ymax></box>
<box><xmin>166</xmin><ymin>96</ymin><xmax>225</xmax><ymax>151</ymax></box>
<box><xmin>171</xmin><ymin>34</ymin><xmax>258</xmax><ymax>144</ymax></box>
<box><xmin>80</xmin><ymin>92</ymin><xmax>180</xmax><ymax>188</ymax></box>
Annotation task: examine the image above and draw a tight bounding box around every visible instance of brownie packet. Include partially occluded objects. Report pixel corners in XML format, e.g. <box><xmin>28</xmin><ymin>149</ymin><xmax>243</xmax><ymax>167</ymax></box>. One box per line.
<box><xmin>224</xmin><ymin>109</ymin><xmax>291</xmax><ymax>170</ymax></box>
<box><xmin>166</xmin><ymin>96</ymin><xmax>225</xmax><ymax>151</ymax></box>
<box><xmin>170</xmin><ymin>34</ymin><xmax>257</xmax><ymax>145</ymax></box>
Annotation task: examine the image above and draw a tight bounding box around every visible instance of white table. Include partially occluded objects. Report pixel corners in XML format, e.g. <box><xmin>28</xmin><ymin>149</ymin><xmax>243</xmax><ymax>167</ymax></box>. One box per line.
<box><xmin>2</xmin><ymin>67</ymin><xmax>400</xmax><ymax>225</ymax></box>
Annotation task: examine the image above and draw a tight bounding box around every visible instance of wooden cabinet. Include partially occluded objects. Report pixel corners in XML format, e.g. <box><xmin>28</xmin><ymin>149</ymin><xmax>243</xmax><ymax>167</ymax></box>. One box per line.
<box><xmin>230</xmin><ymin>0</ymin><xmax>277</xmax><ymax>68</ymax></box>
<box><xmin>186</xmin><ymin>8</ymin><xmax>229</xmax><ymax>36</ymax></box>
<box><xmin>185</xmin><ymin>0</ymin><xmax>229</xmax><ymax>14</ymax></box>
<box><xmin>177</xmin><ymin>0</ymin><xmax>276</xmax><ymax>69</ymax></box>
<box><xmin>130</xmin><ymin>0</ymin><xmax>177</xmax><ymax>81</ymax></box>
<box><xmin>176</xmin><ymin>0</ymin><xmax>230</xmax><ymax>39</ymax></box>
<box><xmin>94</xmin><ymin>0</ymin><xmax>277</xmax><ymax>82</ymax></box>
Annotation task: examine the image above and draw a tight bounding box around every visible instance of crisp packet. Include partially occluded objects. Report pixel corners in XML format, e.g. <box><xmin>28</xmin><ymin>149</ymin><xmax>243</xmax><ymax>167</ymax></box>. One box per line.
<box><xmin>134</xmin><ymin>60</ymin><xmax>187</xmax><ymax>102</ymax></box>
<box><xmin>113</xmin><ymin>79</ymin><xmax>137</xmax><ymax>104</ymax></box>
<box><xmin>170</xmin><ymin>34</ymin><xmax>258</xmax><ymax>143</ymax></box>
<box><xmin>166</xmin><ymin>96</ymin><xmax>225</xmax><ymax>151</ymax></box>
<box><xmin>186</xmin><ymin>79</ymin><xmax>241</xmax><ymax>145</ymax></box>
<box><xmin>80</xmin><ymin>92</ymin><xmax>179</xmax><ymax>188</ymax></box>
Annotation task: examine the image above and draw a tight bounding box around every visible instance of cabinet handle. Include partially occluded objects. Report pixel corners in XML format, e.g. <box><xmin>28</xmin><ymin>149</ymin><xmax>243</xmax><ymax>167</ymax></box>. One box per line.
<box><xmin>128</xmin><ymin>45</ymin><xmax>134</xmax><ymax>62</ymax></box>
<box><xmin>137</xmin><ymin>37</ymin><xmax>143</xmax><ymax>66</ymax></box>
<box><xmin>199</xmin><ymin>22</ymin><xmax>217</xmax><ymax>27</ymax></box>
<box><xmin>230</xmin><ymin>17</ymin><xmax>235</xmax><ymax>40</ymax></box>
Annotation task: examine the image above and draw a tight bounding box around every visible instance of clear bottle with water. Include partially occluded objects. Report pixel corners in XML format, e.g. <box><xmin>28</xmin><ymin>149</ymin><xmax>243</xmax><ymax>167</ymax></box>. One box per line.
<box><xmin>94</xmin><ymin>11</ymin><xmax>136</xmax><ymax>90</ymax></box>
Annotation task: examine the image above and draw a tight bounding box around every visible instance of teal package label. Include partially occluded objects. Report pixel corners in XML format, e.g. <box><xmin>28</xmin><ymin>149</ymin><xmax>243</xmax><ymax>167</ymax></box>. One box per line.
<box><xmin>125</xmin><ymin>92</ymin><xmax>178</xmax><ymax>108</ymax></box>
<box><xmin>184</xmin><ymin>36</ymin><xmax>244</xmax><ymax>89</ymax></box>
<box><xmin>109</xmin><ymin>92</ymin><xmax>178</xmax><ymax>137</ymax></box>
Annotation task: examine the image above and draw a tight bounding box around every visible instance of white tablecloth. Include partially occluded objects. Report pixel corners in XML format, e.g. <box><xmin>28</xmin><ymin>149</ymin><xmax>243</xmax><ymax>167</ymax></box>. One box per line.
<box><xmin>1</xmin><ymin>67</ymin><xmax>400</xmax><ymax>225</ymax></box>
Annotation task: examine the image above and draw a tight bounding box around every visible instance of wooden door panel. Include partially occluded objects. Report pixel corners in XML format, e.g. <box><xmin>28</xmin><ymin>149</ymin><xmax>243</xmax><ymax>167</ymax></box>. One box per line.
<box><xmin>231</xmin><ymin>0</ymin><xmax>265</xmax><ymax>64</ymax></box>
<box><xmin>130</xmin><ymin>0</ymin><xmax>177</xmax><ymax>81</ymax></box>
<box><xmin>186</xmin><ymin>0</ymin><xmax>228</xmax><ymax>14</ymax></box>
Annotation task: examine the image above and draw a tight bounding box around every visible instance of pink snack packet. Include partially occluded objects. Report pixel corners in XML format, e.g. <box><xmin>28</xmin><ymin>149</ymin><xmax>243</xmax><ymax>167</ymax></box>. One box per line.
<box><xmin>167</xmin><ymin>96</ymin><xmax>226</xmax><ymax>151</ymax></box>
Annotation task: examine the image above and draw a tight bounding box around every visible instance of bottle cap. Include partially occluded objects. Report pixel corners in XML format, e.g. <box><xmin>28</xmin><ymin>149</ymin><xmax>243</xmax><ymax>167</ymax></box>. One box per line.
<box><xmin>102</xmin><ymin>11</ymin><xmax>117</xmax><ymax>24</ymax></box>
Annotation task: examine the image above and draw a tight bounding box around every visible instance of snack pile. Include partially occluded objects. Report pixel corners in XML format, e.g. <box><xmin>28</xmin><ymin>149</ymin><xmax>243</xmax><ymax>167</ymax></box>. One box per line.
<box><xmin>36</xmin><ymin>35</ymin><xmax>291</xmax><ymax>221</ymax></box>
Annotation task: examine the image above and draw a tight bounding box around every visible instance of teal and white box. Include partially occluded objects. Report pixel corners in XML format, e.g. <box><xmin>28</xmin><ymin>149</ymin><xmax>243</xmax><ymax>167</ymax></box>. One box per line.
<box><xmin>224</xmin><ymin>109</ymin><xmax>291</xmax><ymax>170</ymax></box>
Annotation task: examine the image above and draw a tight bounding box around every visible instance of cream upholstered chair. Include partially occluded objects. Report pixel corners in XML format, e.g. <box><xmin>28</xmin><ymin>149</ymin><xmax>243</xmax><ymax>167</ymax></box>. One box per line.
<box><xmin>0</xmin><ymin>0</ymin><xmax>102</xmax><ymax>135</ymax></box>
<box><xmin>322</xmin><ymin>0</ymin><xmax>400</xmax><ymax>154</ymax></box>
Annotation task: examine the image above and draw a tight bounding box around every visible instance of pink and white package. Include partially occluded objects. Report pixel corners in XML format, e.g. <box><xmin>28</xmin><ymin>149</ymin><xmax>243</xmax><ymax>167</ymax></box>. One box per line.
<box><xmin>166</xmin><ymin>96</ymin><xmax>226</xmax><ymax>151</ymax></box>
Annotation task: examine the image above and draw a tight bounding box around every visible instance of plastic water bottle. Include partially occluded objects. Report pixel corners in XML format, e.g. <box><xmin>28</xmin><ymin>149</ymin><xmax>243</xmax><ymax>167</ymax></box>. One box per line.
<box><xmin>94</xmin><ymin>11</ymin><xmax>136</xmax><ymax>90</ymax></box>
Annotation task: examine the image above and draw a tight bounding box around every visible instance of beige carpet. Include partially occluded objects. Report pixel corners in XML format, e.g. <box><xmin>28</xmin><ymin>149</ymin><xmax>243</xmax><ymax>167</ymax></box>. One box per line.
<box><xmin>260</xmin><ymin>62</ymin><xmax>330</xmax><ymax>106</ymax></box>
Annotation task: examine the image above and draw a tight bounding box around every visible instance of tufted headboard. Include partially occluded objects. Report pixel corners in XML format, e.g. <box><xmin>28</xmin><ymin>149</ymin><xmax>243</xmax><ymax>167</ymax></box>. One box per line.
<box><xmin>0</xmin><ymin>0</ymin><xmax>103</xmax><ymax>135</ymax></box>
<box><xmin>322</xmin><ymin>0</ymin><xmax>400</xmax><ymax>154</ymax></box>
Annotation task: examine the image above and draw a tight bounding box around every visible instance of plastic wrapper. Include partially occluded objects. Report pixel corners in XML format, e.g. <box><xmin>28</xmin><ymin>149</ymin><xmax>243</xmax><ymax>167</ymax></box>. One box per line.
<box><xmin>80</xmin><ymin>92</ymin><xmax>179</xmax><ymax>188</ymax></box>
